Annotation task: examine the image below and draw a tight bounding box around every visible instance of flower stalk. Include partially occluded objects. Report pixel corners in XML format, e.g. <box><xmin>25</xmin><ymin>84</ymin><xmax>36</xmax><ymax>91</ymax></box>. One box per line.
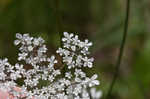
<box><xmin>106</xmin><ymin>0</ymin><xmax>130</xmax><ymax>98</ymax></box>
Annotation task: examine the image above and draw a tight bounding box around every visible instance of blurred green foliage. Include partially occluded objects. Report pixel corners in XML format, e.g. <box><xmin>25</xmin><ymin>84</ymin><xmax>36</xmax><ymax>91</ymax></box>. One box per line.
<box><xmin>0</xmin><ymin>0</ymin><xmax>150</xmax><ymax>99</ymax></box>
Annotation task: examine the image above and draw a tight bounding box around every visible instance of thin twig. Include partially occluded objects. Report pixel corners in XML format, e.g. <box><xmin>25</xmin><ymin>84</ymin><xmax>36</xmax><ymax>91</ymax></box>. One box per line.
<box><xmin>106</xmin><ymin>0</ymin><xmax>130</xmax><ymax>98</ymax></box>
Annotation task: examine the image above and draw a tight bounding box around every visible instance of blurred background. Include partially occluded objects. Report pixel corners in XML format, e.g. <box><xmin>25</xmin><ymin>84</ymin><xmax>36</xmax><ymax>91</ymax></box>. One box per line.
<box><xmin>0</xmin><ymin>0</ymin><xmax>150</xmax><ymax>99</ymax></box>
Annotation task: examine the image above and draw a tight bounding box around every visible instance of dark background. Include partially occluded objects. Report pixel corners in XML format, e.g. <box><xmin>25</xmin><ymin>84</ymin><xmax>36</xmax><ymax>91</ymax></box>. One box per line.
<box><xmin>0</xmin><ymin>0</ymin><xmax>150</xmax><ymax>99</ymax></box>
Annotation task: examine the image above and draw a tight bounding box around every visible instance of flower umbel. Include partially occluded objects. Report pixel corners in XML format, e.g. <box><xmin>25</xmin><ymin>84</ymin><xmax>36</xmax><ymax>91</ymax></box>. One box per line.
<box><xmin>0</xmin><ymin>32</ymin><xmax>102</xmax><ymax>99</ymax></box>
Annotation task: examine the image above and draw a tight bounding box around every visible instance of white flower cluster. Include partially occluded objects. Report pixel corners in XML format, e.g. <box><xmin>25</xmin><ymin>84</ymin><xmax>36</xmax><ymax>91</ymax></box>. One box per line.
<box><xmin>0</xmin><ymin>32</ymin><xmax>102</xmax><ymax>99</ymax></box>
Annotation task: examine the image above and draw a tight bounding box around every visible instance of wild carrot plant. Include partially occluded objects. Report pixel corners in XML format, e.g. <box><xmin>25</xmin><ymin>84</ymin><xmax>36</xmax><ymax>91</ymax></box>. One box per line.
<box><xmin>0</xmin><ymin>32</ymin><xmax>102</xmax><ymax>99</ymax></box>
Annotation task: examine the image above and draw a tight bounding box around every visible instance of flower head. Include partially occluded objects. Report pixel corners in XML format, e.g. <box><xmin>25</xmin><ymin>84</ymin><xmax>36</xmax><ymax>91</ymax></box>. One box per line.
<box><xmin>0</xmin><ymin>32</ymin><xmax>102</xmax><ymax>99</ymax></box>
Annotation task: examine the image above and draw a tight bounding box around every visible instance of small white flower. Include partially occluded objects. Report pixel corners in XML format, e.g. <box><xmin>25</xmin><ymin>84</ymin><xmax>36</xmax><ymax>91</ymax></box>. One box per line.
<box><xmin>71</xmin><ymin>46</ymin><xmax>76</xmax><ymax>51</ymax></box>
<box><xmin>28</xmin><ymin>46</ymin><xmax>33</xmax><ymax>51</ymax></box>
<box><xmin>48</xmin><ymin>55</ymin><xmax>58</xmax><ymax>67</ymax></box>
<box><xmin>33</xmin><ymin>38</ymin><xmax>40</xmax><ymax>46</ymax></box>
<box><xmin>16</xmin><ymin>33</ymin><xmax>22</xmax><ymax>39</ymax></box>
<box><xmin>88</xmin><ymin>74</ymin><xmax>100</xmax><ymax>87</ymax></box>
<box><xmin>18</xmin><ymin>52</ymin><xmax>28</xmax><ymax>61</ymax></box>
<box><xmin>0</xmin><ymin>58</ymin><xmax>10</xmax><ymax>67</ymax></box>
<box><xmin>72</xmin><ymin>35</ymin><xmax>79</xmax><ymax>45</ymax></box>
<box><xmin>83</xmin><ymin>57</ymin><xmax>94</xmax><ymax>68</ymax></box>
<box><xmin>65</xmin><ymin>72</ymin><xmax>72</xmax><ymax>79</ymax></box>
<box><xmin>14</xmin><ymin>40</ymin><xmax>21</xmax><ymax>45</ymax></box>
<box><xmin>90</xmin><ymin>88</ymin><xmax>102</xmax><ymax>99</ymax></box>
<box><xmin>62</xmin><ymin>32</ymin><xmax>74</xmax><ymax>43</ymax></box>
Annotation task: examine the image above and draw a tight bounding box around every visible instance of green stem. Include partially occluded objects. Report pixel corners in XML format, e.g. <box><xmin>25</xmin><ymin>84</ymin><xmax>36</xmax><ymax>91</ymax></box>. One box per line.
<box><xmin>55</xmin><ymin>0</ymin><xmax>63</xmax><ymax>47</ymax></box>
<box><xmin>106</xmin><ymin>0</ymin><xmax>130</xmax><ymax>98</ymax></box>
